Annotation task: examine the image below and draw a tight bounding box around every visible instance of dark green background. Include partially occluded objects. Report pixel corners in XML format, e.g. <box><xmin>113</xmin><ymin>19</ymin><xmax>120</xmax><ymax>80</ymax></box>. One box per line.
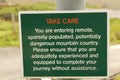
<box><xmin>20</xmin><ymin>12</ymin><xmax>108</xmax><ymax>77</ymax></box>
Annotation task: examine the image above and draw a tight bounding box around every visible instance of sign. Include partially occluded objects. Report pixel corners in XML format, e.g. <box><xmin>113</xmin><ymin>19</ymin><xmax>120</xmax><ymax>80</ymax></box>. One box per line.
<box><xmin>19</xmin><ymin>11</ymin><xmax>108</xmax><ymax>78</ymax></box>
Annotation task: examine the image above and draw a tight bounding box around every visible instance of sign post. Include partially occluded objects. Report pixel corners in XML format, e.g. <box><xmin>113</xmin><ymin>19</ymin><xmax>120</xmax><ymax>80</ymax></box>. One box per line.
<box><xmin>19</xmin><ymin>11</ymin><xmax>108</xmax><ymax>78</ymax></box>
<box><xmin>56</xmin><ymin>0</ymin><xmax>85</xmax><ymax>10</ymax></box>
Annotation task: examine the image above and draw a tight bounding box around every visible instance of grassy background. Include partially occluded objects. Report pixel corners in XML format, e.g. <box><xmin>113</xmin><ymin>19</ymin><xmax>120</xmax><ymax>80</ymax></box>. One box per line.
<box><xmin>0</xmin><ymin>3</ymin><xmax>56</xmax><ymax>15</ymax></box>
<box><xmin>110</xmin><ymin>18</ymin><xmax>120</xmax><ymax>45</ymax></box>
<box><xmin>0</xmin><ymin>3</ymin><xmax>56</xmax><ymax>47</ymax></box>
<box><xmin>0</xmin><ymin>3</ymin><xmax>120</xmax><ymax>47</ymax></box>
<box><xmin>0</xmin><ymin>19</ymin><xmax>19</xmax><ymax>47</ymax></box>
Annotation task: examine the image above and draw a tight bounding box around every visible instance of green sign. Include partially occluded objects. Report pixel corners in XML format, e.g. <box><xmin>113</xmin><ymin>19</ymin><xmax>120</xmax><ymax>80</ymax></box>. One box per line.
<box><xmin>19</xmin><ymin>11</ymin><xmax>108</xmax><ymax>77</ymax></box>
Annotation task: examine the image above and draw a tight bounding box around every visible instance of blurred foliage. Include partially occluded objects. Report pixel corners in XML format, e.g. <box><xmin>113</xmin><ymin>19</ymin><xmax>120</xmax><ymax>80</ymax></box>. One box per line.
<box><xmin>110</xmin><ymin>18</ymin><xmax>120</xmax><ymax>45</ymax></box>
<box><xmin>0</xmin><ymin>3</ymin><xmax>56</xmax><ymax>15</ymax></box>
<box><xmin>0</xmin><ymin>3</ymin><xmax>56</xmax><ymax>47</ymax></box>
<box><xmin>0</xmin><ymin>19</ymin><xmax>19</xmax><ymax>47</ymax></box>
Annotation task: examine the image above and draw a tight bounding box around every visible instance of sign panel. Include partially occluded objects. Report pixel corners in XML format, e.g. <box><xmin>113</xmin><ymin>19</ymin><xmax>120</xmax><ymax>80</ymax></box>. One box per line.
<box><xmin>19</xmin><ymin>11</ymin><xmax>108</xmax><ymax>77</ymax></box>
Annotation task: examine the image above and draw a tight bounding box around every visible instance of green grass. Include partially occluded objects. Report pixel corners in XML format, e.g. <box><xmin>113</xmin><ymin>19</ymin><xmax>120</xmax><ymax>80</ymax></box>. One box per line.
<box><xmin>110</xmin><ymin>18</ymin><xmax>120</xmax><ymax>45</ymax></box>
<box><xmin>0</xmin><ymin>19</ymin><xmax>19</xmax><ymax>47</ymax></box>
<box><xmin>0</xmin><ymin>3</ymin><xmax>56</xmax><ymax>47</ymax></box>
<box><xmin>0</xmin><ymin>3</ymin><xmax>56</xmax><ymax>15</ymax></box>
